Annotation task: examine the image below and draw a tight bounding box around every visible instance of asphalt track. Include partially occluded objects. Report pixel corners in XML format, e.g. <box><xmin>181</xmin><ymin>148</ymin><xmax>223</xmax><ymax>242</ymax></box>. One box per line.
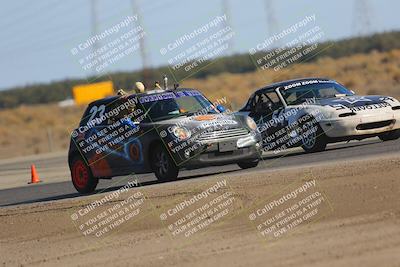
<box><xmin>0</xmin><ymin>138</ymin><xmax>399</xmax><ymax>207</ymax></box>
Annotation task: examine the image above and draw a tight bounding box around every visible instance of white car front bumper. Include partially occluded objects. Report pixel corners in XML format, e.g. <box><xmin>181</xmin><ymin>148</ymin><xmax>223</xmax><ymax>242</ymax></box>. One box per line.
<box><xmin>320</xmin><ymin>111</ymin><xmax>400</xmax><ymax>138</ymax></box>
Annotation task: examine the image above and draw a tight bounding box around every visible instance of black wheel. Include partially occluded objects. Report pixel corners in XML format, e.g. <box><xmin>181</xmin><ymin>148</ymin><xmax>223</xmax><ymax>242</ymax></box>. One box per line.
<box><xmin>70</xmin><ymin>156</ymin><xmax>99</xmax><ymax>193</ymax></box>
<box><xmin>379</xmin><ymin>129</ymin><xmax>400</xmax><ymax>141</ymax></box>
<box><xmin>299</xmin><ymin>115</ymin><xmax>327</xmax><ymax>153</ymax></box>
<box><xmin>238</xmin><ymin>159</ymin><xmax>259</xmax><ymax>169</ymax></box>
<box><xmin>151</xmin><ymin>144</ymin><xmax>179</xmax><ymax>181</ymax></box>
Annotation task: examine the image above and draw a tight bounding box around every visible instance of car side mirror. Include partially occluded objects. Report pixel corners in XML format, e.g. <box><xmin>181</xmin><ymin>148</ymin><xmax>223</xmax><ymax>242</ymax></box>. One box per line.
<box><xmin>216</xmin><ymin>104</ymin><xmax>226</xmax><ymax>113</ymax></box>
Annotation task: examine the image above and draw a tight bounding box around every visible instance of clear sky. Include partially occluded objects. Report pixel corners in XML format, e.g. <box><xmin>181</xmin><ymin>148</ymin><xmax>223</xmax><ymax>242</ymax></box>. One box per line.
<box><xmin>0</xmin><ymin>0</ymin><xmax>399</xmax><ymax>90</ymax></box>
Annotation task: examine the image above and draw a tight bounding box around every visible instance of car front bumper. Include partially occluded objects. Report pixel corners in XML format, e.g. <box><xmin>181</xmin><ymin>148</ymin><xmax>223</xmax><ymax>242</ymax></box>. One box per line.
<box><xmin>181</xmin><ymin>134</ymin><xmax>262</xmax><ymax>168</ymax></box>
<box><xmin>320</xmin><ymin>112</ymin><xmax>400</xmax><ymax>138</ymax></box>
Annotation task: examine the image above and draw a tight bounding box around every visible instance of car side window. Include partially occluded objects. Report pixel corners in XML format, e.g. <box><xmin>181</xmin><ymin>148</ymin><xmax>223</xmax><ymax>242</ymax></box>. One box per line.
<box><xmin>283</xmin><ymin>91</ymin><xmax>298</xmax><ymax>105</ymax></box>
<box><xmin>252</xmin><ymin>91</ymin><xmax>283</xmax><ymax>114</ymax></box>
<box><xmin>242</xmin><ymin>96</ymin><xmax>255</xmax><ymax>112</ymax></box>
<box><xmin>105</xmin><ymin>99</ymin><xmax>134</xmax><ymax>124</ymax></box>
<box><xmin>282</xmin><ymin>88</ymin><xmax>316</xmax><ymax>105</ymax></box>
<box><xmin>265</xmin><ymin>92</ymin><xmax>281</xmax><ymax>106</ymax></box>
<box><xmin>318</xmin><ymin>87</ymin><xmax>337</xmax><ymax>98</ymax></box>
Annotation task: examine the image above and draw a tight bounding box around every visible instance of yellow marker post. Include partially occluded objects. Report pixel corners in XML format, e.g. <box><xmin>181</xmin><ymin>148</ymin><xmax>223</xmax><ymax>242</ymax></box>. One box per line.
<box><xmin>72</xmin><ymin>81</ymin><xmax>114</xmax><ymax>105</ymax></box>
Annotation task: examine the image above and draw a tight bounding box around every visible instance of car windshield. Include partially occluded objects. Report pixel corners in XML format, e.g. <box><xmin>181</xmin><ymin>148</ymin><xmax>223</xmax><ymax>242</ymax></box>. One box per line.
<box><xmin>140</xmin><ymin>90</ymin><xmax>218</xmax><ymax>121</ymax></box>
<box><xmin>281</xmin><ymin>81</ymin><xmax>354</xmax><ymax>105</ymax></box>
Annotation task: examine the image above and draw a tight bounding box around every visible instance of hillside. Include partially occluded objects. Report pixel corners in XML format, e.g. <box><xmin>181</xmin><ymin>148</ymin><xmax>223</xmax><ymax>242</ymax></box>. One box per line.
<box><xmin>1</xmin><ymin>48</ymin><xmax>400</xmax><ymax>159</ymax></box>
<box><xmin>1</xmin><ymin>31</ymin><xmax>400</xmax><ymax>109</ymax></box>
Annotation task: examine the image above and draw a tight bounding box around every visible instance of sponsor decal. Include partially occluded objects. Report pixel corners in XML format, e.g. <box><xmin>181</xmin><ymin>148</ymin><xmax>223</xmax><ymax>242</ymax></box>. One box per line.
<box><xmin>379</xmin><ymin>96</ymin><xmax>396</xmax><ymax>102</ymax></box>
<box><xmin>330</xmin><ymin>101</ymin><xmax>391</xmax><ymax>112</ymax></box>
<box><xmin>330</xmin><ymin>104</ymin><xmax>347</xmax><ymax>110</ymax></box>
<box><xmin>350</xmin><ymin>102</ymin><xmax>391</xmax><ymax>112</ymax></box>
<box><xmin>139</xmin><ymin>90</ymin><xmax>202</xmax><ymax>103</ymax></box>
<box><xmin>283</xmin><ymin>79</ymin><xmax>335</xmax><ymax>90</ymax></box>
<box><xmin>128</xmin><ymin>141</ymin><xmax>143</xmax><ymax>162</ymax></box>
<box><xmin>139</xmin><ymin>92</ymin><xmax>175</xmax><ymax>103</ymax></box>
<box><xmin>194</xmin><ymin>115</ymin><xmax>216</xmax><ymax>121</ymax></box>
<box><xmin>199</xmin><ymin>119</ymin><xmax>237</xmax><ymax>129</ymax></box>
<box><xmin>332</xmin><ymin>96</ymin><xmax>373</xmax><ymax>105</ymax></box>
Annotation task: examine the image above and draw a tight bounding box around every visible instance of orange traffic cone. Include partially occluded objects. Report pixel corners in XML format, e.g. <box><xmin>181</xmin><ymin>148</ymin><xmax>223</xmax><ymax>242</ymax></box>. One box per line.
<box><xmin>28</xmin><ymin>164</ymin><xmax>41</xmax><ymax>184</ymax></box>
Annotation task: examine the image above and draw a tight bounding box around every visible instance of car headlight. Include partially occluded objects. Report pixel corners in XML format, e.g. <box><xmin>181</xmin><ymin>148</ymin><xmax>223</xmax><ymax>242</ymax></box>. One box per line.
<box><xmin>246</xmin><ymin>116</ymin><xmax>257</xmax><ymax>131</ymax></box>
<box><xmin>319</xmin><ymin>108</ymin><xmax>335</xmax><ymax>119</ymax></box>
<box><xmin>171</xmin><ymin>126</ymin><xmax>191</xmax><ymax>141</ymax></box>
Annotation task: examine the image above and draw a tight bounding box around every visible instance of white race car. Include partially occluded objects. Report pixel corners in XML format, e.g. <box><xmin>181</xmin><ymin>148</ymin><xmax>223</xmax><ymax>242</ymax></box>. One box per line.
<box><xmin>238</xmin><ymin>78</ymin><xmax>400</xmax><ymax>153</ymax></box>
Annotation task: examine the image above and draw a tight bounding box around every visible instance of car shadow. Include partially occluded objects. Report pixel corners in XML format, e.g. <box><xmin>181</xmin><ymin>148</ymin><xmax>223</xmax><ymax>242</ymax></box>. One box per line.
<box><xmin>1</xmin><ymin>168</ymin><xmax>241</xmax><ymax>207</ymax></box>
<box><xmin>261</xmin><ymin>140</ymin><xmax>381</xmax><ymax>160</ymax></box>
<box><xmin>1</xmin><ymin>140</ymin><xmax>381</xmax><ymax>207</ymax></box>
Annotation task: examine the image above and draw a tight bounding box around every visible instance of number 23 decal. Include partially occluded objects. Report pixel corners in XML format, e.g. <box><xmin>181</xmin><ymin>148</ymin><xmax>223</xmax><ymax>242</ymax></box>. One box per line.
<box><xmin>88</xmin><ymin>105</ymin><xmax>105</xmax><ymax>123</ymax></box>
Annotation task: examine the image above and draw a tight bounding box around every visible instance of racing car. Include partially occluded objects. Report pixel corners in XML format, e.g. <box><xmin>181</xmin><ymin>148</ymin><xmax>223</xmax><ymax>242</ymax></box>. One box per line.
<box><xmin>68</xmin><ymin>80</ymin><xmax>262</xmax><ymax>193</ymax></box>
<box><xmin>238</xmin><ymin>78</ymin><xmax>400</xmax><ymax>153</ymax></box>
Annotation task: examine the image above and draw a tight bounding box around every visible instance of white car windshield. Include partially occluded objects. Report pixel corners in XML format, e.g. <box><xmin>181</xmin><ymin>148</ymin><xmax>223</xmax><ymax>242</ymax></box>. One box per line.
<box><xmin>281</xmin><ymin>82</ymin><xmax>354</xmax><ymax>105</ymax></box>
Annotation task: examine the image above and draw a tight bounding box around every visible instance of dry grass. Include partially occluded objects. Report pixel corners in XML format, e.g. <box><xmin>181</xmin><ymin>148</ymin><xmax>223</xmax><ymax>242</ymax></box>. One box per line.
<box><xmin>1</xmin><ymin>49</ymin><xmax>400</xmax><ymax>159</ymax></box>
<box><xmin>0</xmin><ymin>105</ymin><xmax>85</xmax><ymax>158</ymax></box>
<box><xmin>184</xmin><ymin>49</ymin><xmax>400</xmax><ymax>109</ymax></box>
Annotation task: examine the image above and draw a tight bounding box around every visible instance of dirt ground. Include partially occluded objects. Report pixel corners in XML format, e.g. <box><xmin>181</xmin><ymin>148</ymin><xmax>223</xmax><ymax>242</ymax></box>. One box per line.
<box><xmin>1</xmin><ymin>155</ymin><xmax>399</xmax><ymax>267</ymax></box>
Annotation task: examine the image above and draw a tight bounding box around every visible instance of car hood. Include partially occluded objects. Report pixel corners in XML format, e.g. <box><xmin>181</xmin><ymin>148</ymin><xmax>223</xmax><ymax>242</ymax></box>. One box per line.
<box><xmin>316</xmin><ymin>95</ymin><xmax>397</xmax><ymax>109</ymax></box>
<box><xmin>297</xmin><ymin>95</ymin><xmax>400</xmax><ymax>119</ymax></box>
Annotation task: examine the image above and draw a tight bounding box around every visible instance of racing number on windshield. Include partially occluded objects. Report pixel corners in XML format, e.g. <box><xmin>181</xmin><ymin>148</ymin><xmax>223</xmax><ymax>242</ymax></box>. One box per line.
<box><xmin>87</xmin><ymin>105</ymin><xmax>105</xmax><ymax>123</ymax></box>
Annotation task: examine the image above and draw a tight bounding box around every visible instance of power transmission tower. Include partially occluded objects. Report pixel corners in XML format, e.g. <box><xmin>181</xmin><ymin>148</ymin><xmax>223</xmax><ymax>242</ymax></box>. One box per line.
<box><xmin>221</xmin><ymin>0</ymin><xmax>234</xmax><ymax>54</ymax></box>
<box><xmin>264</xmin><ymin>0</ymin><xmax>280</xmax><ymax>46</ymax></box>
<box><xmin>131</xmin><ymin>0</ymin><xmax>151</xmax><ymax>85</ymax></box>
<box><xmin>353</xmin><ymin>0</ymin><xmax>373</xmax><ymax>36</ymax></box>
<box><xmin>90</xmin><ymin>0</ymin><xmax>99</xmax><ymax>74</ymax></box>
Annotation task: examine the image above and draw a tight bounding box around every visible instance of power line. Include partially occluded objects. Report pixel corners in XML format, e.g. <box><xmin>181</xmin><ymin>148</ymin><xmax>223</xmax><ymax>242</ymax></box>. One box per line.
<box><xmin>221</xmin><ymin>0</ymin><xmax>234</xmax><ymax>54</ymax></box>
<box><xmin>353</xmin><ymin>0</ymin><xmax>373</xmax><ymax>36</ymax></box>
<box><xmin>0</xmin><ymin>0</ymin><xmax>127</xmax><ymax>47</ymax></box>
<box><xmin>91</xmin><ymin>0</ymin><xmax>99</xmax><ymax>74</ymax></box>
<box><xmin>0</xmin><ymin>2</ymin><xmax>87</xmax><ymax>50</ymax></box>
<box><xmin>131</xmin><ymin>0</ymin><xmax>151</xmax><ymax>85</ymax></box>
<box><xmin>0</xmin><ymin>0</ymin><xmax>172</xmax><ymax>57</ymax></box>
<box><xmin>264</xmin><ymin>0</ymin><xmax>280</xmax><ymax>43</ymax></box>
<box><xmin>0</xmin><ymin>0</ymin><xmax>62</xmax><ymax>32</ymax></box>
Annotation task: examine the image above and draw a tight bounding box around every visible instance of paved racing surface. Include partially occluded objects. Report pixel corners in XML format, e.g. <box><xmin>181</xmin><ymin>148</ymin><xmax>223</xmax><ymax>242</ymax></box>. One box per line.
<box><xmin>0</xmin><ymin>138</ymin><xmax>399</xmax><ymax>207</ymax></box>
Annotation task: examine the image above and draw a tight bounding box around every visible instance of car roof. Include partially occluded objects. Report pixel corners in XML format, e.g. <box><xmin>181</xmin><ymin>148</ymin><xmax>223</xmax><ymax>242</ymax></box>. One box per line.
<box><xmin>88</xmin><ymin>88</ymin><xmax>199</xmax><ymax>106</ymax></box>
<box><xmin>254</xmin><ymin>77</ymin><xmax>331</xmax><ymax>94</ymax></box>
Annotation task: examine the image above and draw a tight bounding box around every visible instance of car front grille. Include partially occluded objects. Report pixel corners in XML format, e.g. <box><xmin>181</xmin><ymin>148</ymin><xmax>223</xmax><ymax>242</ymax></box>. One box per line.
<box><xmin>356</xmin><ymin>120</ymin><xmax>395</xmax><ymax>130</ymax></box>
<box><xmin>197</xmin><ymin>128</ymin><xmax>249</xmax><ymax>142</ymax></box>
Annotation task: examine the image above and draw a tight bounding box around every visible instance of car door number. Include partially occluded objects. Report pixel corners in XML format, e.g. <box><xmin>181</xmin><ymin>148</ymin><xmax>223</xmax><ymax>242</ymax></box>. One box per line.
<box><xmin>88</xmin><ymin>105</ymin><xmax>106</xmax><ymax>123</ymax></box>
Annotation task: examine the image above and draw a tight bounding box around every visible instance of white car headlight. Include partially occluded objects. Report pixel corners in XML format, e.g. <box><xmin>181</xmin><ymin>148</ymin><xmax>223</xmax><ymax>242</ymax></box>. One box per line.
<box><xmin>246</xmin><ymin>116</ymin><xmax>257</xmax><ymax>131</ymax></box>
<box><xmin>317</xmin><ymin>108</ymin><xmax>335</xmax><ymax>119</ymax></box>
<box><xmin>171</xmin><ymin>126</ymin><xmax>191</xmax><ymax>141</ymax></box>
